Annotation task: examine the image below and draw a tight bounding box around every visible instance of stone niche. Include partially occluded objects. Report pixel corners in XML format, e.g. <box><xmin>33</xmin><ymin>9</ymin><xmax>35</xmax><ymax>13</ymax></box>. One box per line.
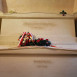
<box><xmin>0</xmin><ymin>0</ymin><xmax>75</xmax><ymax>14</ymax></box>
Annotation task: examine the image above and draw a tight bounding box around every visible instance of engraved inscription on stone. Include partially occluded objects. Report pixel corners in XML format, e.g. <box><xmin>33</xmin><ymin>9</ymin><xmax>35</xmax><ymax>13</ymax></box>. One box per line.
<box><xmin>34</xmin><ymin>60</ymin><xmax>51</xmax><ymax>68</ymax></box>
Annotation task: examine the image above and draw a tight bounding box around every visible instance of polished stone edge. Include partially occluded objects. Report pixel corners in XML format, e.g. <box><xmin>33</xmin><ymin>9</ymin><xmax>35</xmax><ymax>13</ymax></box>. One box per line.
<box><xmin>0</xmin><ymin>13</ymin><xmax>74</xmax><ymax>19</ymax></box>
<box><xmin>0</xmin><ymin>46</ymin><xmax>77</xmax><ymax>51</ymax></box>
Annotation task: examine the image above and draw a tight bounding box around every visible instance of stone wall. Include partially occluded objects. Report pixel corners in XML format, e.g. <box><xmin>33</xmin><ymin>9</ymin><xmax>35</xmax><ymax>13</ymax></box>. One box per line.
<box><xmin>6</xmin><ymin>0</ymin><xmax>74</xmax><ymax>14</ymax></box>
<box><xmin>0</xmin><ymin>0</ymin><xmax>3</xmax><ymax>12</ymax></box>
<box><xmin>74</xmin><ymin>0</ymin><xmax>77</xmax><ymax>13</ymax></box>
<box><xmin>1</xmin><ymin>0</ymin><xmax>77</xmax><ymax>14</ymax></box>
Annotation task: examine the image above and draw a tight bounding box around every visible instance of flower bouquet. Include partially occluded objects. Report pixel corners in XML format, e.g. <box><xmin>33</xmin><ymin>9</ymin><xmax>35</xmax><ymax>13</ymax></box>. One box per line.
<box><xmin>18</xmin><ymin>32</ymin><xmax>51</xmax><ymax>47</ymax></box>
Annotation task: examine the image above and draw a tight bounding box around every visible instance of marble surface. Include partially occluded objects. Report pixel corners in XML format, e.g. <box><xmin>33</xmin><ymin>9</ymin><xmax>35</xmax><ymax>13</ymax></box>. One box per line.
<box><xmin>0</xmin><ymin>47</ymin><xmax>77</xmax><ymax>77</ymax></box>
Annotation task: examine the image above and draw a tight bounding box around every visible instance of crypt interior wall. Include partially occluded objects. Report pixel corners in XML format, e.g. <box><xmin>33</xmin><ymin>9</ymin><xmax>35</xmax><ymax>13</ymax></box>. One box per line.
<box><xmin>0</xmin><ymin>0</ymin><xmax>77</xmax><ymax>46</ymax></box>
<box><xmin>6</xmin><ymin>0</ymin><xmax>74</xmax><ymax>14</ymax></box>
<box><xmin>1</xmin><ymin>0</ymin><xmax>77</xmax><ymax>14</ymax></box>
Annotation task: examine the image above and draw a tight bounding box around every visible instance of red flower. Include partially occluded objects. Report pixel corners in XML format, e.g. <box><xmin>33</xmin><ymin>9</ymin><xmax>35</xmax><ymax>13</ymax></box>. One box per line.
<box><xmin>46</xmin><ymin>39</ymin><xmax>48</xmax><ymax>41</ymax></box>
<box><xmin>41</xmin><ymin>38</ymin><xmax>44</xmax><ymax>40</ymax></box>
<box><xmin>36</xmin><ymin>39</ymin><xmax>40</xmax><ymax>43</ymax></box>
